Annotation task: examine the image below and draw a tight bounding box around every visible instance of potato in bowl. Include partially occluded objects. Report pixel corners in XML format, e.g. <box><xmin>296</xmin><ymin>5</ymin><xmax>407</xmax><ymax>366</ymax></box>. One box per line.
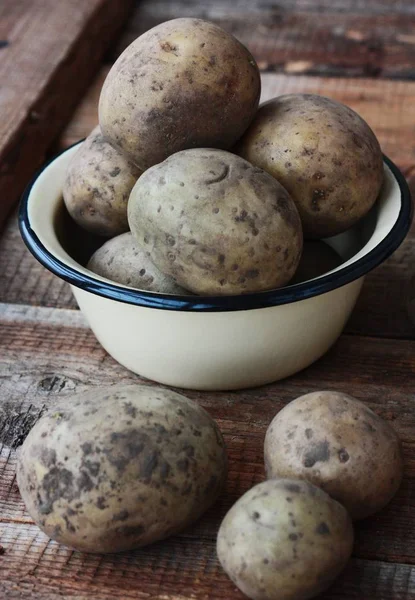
<box><xmin>19</xmin><ymin>142</ymin><xmax>411</xmax><ymax>390</ymax></box>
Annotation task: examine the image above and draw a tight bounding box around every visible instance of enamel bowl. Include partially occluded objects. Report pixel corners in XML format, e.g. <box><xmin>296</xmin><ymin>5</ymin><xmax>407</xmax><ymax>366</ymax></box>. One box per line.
<box><xmin>19</xmin><ymin>143</ymin><xmax>412</xmax><ymax>390</ymax></box>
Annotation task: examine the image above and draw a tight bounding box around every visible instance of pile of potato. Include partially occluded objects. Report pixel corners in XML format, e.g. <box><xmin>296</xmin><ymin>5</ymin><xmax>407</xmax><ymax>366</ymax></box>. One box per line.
<box><xmin>63</xmin><ymin>17</ymin><xmax>384</xmax><ymax>296</ymax></box>
<box><xmin>17</xmin><ymin>386</ymin><xmax>402</xmax><ymax>600</ymax></box>
<box><xmin>16</xmin><ymin>17</ymin><xmax>398</xmax><ymax>600</ymax></box>
<box><xmin>217</xmin><ymin>391</ymin><xmax>403</xmax><ymax>600</ymax></box>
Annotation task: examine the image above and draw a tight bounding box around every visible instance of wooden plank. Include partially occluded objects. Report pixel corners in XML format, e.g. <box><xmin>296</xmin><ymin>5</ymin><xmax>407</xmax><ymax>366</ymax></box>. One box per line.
<box><xmin>1</xmin><ymin>520</ymin><xmax>415</xmax><ymax>600</ymax></box>
<box><xmin>109</xmin><ymin>0</ymin><xmax>415</xmax><ymax>79</ymax></box>
<box><xmin>0</xmin><ymin>212</ymin><xmax>77</xmax><ymax>309</ymax></box>
<box><xmin>0</xmin><ymin>0</ymin><xmax>134</xmax><ymax>232</ymax></box>
<box><xmin>0</xmin><ymin>305</ymin><xmax>414</xmax><ymax>567</ymax></box>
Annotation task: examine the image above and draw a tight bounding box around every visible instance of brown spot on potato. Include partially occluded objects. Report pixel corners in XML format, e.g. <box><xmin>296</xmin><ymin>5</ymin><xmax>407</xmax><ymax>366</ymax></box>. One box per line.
<box><xmin>285</xmin><ymin>483</ymin><xmax>301</xmax><ymax>493</ymax></box>
<box><xmin>338</xmin><ymin>448</ymin><xmax>350</xmax><ymax>463</ymax></box>
<box><xmin>113</xmin><ymin>509</ymin><xmax>129</xmax><ymax>521</ymax></box>
<box><xmin>123</xmin><ymin>402</ymin><xmax>137</xmax><ymax>418</ymax></box>
<box><xmin>316</xmin><ymin>522</ymin><xmax>330</xmax><ymax>535</ymax></box>
<box><xmin>96</xmin><ymin>496</ymin><xmax>107</xmax><ymax>510</ymax></box>
<box><xmin>303</xmin><ymin>440</ymin><xmax>330</xmax><ymax>467</ymax></box>
<box><xmin>160</xmin><ymin>41</ymin><xmax>177</xmax><ymax>53</ymax></box>
<box><xmin>311</xmin><ymin>189</ymin><xmax>327</xmax><ymax>211</ymax></box>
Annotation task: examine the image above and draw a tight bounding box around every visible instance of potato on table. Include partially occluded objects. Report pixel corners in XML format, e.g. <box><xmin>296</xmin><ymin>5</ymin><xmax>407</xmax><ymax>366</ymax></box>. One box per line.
<box><xmin>87</xmin><ymin>232</ymin><xmax>189</xmax><ymax>294</ymax></box>
<box><xmin>236</xmin><ymin>94</ymin><xmax>384</xmax><ymax>239</ymax></box>
<box><xmin>217</xmin><ymin>479</ymin><xmax>353</xmax><ymax>600</ymax></box>
<box><xmin>63</xmin><ymin>126</ymin><xmax>142</xmax><ymax>237</ymax></box>
<box><xmin>16</xmin><ymin>385</ymin><xmax>227</xmax><ymax>553</ymax></box>
<box><xmin>264</xmin><ymin>391</ymin><xmax>403</xmax><ymax>519</ymax></box>
<box><xmin>99</xmin><ymin>18</ymin><xmax>261</xmax><ymax>170</ymax></box>
<box><xmin>128</xmin><ymin>148</ymin><xmax>303</xmax><ymax>295</ymax></box>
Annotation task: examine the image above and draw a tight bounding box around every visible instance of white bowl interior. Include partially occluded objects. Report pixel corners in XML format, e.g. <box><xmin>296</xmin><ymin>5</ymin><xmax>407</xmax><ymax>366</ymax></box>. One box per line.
<box><xmin>27</xmin><ymin>143</ymin><xmax>402</xmax><ymax>292</ymax></box>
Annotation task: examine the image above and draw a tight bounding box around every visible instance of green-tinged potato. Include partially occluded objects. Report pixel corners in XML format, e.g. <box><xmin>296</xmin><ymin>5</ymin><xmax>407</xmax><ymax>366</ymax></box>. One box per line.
<box><xmin>217</xmin><ymin>479</ymin><xmax>353</xmax><ymax>600</ymax></box>
<box><xmin>63</xmin><ymin>126</ymin><xmax>142</xmax><ymax>237</ymax></box>
<box><xmin>99</xmin><ymin>18</ymin><xmax>261</xmax><ymax>170</ymax></box>
<box><xmin>236</xmin><ymin>94</ymin><xmax>384</xmax><ymax>239</ymax></box>
<box><xmin>290</xmin><ymin>241</ymin><xmax>342</xmax><ymax>284</ymax></box>
<box><xmin>264</xmin><ymin>391</ymin><xmax>403</xmax><ymax>520</ymax></box>
<box><xmin>16</xmin><ymin>385</ymin><xmax>227</xmax><ymax>553</ymax></box>
<box><xmin>87</xmin><ymin>232</ymin><xmax>189</xmax><ymax>294</ymax></box>
<box><xmin>128</xmin><ymin>149</ymin><xmax>303</xmax><ymax>295</ymax></box>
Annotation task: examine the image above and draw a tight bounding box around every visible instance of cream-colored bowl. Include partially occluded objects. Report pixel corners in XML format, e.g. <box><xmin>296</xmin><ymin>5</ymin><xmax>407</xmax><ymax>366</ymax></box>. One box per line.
<box><xmin>19</xmin><ymin>144</ymin><xmax>412</xmax><ymax>390</ymax></box>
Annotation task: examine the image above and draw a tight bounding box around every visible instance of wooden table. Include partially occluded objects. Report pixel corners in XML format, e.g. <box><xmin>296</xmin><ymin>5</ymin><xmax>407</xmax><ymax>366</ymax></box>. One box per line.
<box><xmin>1</xmin><ymin>1</ymin><xmax>415</xmax><ymax>598</ymax></box>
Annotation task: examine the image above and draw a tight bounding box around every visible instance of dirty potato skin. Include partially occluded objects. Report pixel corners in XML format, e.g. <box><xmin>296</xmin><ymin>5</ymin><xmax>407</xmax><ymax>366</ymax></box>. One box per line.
<box><xmin>217</xmin><ymin>479</ymin><xmax>353</xmax><ymax>600</ymax></box>
<box><xmin>264</xmin><ymin>391</ymin><xmax>403</xmax><ymax>520</ymax></box>
<box><xmin>290</xmin><ymin>241</ymin><xmax>342</xmax><ymax>284</ymax></box>
<box><xmin>236</xmin><ymin>94</ymin><xmax>384</xmax><ymax>239</ymax></box>
<box><xmin>63</xmin><ymin>126</ymin><xmax>142</xmax><ymax>237</ymax></box>
<box><xmin>128</xmin><ymin>149</ymin><xmax>303</xmax><ymax>295</ymax></box>
<box><xmin>99</xmin><ymin>18</ymin><xmax>261</xmax><ymax>170</ymax></box>
<box><xmin>87</xmin><ymin>232</ymin><xmax>189</xmax><ymax>294</ymax></box>
<box><xmin>16</xmin><ymin>385</ymin><xmax>227</xmax><ymax>553</ymax></box>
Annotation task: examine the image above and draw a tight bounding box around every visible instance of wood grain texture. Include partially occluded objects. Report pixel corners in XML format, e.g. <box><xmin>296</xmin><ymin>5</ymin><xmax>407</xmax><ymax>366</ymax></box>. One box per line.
<box><xmin>0</xmin><ymin>304</ymin><xmax>414</xmax><ymax>566</ymax></box>
<box><xmin>109</xmin><ymin>0</ymin><xmax>415</xmax><ymax>79</ymax></box>
<box><xmin>1</xmin><ymin>2</ymin><xmax>415</xmax><ymax>598</ymax></box>
<box><xmin>1</xmin><ymin>519</ymin><xmax>415</xmax><ymax>600</ymax></box>
<box><xmin>0</xmin><ymin>0</ymin><xmax>134</xmax><ymax>231</ymax></box>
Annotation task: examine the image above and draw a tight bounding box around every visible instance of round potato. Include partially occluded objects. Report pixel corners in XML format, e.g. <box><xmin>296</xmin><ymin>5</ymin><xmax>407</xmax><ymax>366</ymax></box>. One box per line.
<box><xmin>16</xmin><ymin>385</ymin><xmax>227</xmax><ymax>553</ymax></box>
<box><xmin>217</xmin><ymin>479</ymin><xmax>353</xmax><ymax>600</ymax></box>
<box><xmin>87</xmin><ymin>232</ymin><xmax>189</xmax><ymax>294</ymax></box>
<box><xmin>290</xmin><ymin>241</ymin><xmax>342</xmax><ymax>284</ymax></box>
<box><xmin>264</xmin><ymin>391</ymin><xmax>403</xmax><ymax>520</ymax></box>
<box><xmin>99</xmin><ymin>18</ymin><xmax>261</xmax><ymax>170</ymax></box>
<box><xmin>236</xmin><ymin>94</ymin><xmax>384</xmax><ymax>239</ymax></box>
<box><xmin>128</xmin><ymin>149</ymin><xmax>303</xmax><ymax>295</ymax></box>
<box><xmin>63</xmin><ymin>126</ymin><xmax>142</xmax><ymax>237</ymax></box>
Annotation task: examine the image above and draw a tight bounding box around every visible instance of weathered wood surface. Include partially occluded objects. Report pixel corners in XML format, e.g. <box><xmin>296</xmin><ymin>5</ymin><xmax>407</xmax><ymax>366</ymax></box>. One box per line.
<box><xmin>110</xmin><ymin>0</ymin><xmax>415</xmax><ymax>79</ymax></box>
<box><xmin>0</xmin><ymin>0</ymin><xmax>134</xmax><ymax>231</ymax></box>
<box><xmin>1</xmin><ymin>0</ymin><xmax>415</xmax><ymax>598</ymax></box>
<box><xmin>0</xmin><ymin>304</ymin><xmax>414</xmax><ymax>598</ymax></box>
<box><xmin>0</xmin><ymin>305</ymin><xmax>414</xmax><ymax>556</ymax></box>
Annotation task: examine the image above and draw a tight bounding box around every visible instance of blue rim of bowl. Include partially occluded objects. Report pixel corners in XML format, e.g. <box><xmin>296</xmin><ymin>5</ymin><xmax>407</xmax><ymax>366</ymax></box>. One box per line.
<box><xmin>19</xmin><ymin>146</ymin><xmax>413</xmax><ymax>312</ymax></box>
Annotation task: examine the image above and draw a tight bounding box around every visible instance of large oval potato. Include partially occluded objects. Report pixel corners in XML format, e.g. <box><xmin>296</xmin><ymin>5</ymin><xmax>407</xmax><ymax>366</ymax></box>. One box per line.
<box><xmin>87</xmin><ymin>232</ymin><xmax>189</xmax><ymax>294</ymax></box>
<box><xmin>217</xmin><ymin>479</ymin><xmax>353</xmax><ymax>600</ymax></box>
<box><xmin>264</xmin><ymin>391</ymin><xmax>403</xmax><ymax>520</ymax></box>
<box><xmin>63</xmin><ymin>126</ymin><xmax>142</xmax><ymax>237</ymax></box>
<box><xmin>128</xmin><ymin>149</ymin><xmax>303</xmax><ymax>295</ymax></box>
<box><xmin>99</xmin><ymin>18</ymin><xmax>261</xmax><ymax>170</ymax></box>
<box><xmin>236</xmin><ymin>94</ymin><xmax>384</xmax><ymax>239</ymax></box>
<box><xmin>16</xmin><ymin>385</ymin><xmax>227</xmax><ymax>553</ymax></box>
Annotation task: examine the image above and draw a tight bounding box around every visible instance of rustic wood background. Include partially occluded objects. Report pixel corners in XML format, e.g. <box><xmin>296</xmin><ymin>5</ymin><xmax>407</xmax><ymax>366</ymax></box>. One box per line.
<box><xmin>1</xmin><ymin>0</ymin><xmax>415</xmax><ymax>599</ymax></box>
